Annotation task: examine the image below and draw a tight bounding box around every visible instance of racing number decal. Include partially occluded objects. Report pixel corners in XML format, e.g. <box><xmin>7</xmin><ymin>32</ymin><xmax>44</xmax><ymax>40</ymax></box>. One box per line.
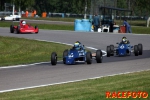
<box><xmin>68</xmin><ymin>53</ymin><xmax>74</xmax><ymax>58</ymax></box>
<box><xmin>120</xmin><ymin>45</ymin><xmax>124</xmax><ymax>49</ymax></box>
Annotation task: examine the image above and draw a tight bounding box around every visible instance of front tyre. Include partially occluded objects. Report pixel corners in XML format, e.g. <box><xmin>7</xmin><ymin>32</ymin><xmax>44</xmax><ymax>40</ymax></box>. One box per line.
<box><xmin>138</xmin><ymin>43</ymin><xmax>143</xmax><ymax>55</ymax></box>
<box><xmin>51</xmin><ymin>52</ymin><xmax>57</xmax><ymax>65</ymax></box>
<box><xmin>16</xmin><ymin>25</ymin><xmax>20</xmax><ymax>34</ymax></box>
<box><xmin>10</xmin><ymin>25</ymin><xmax>14</xmax><ymax>33</ymax></box>
<box><xmin>107</xmin><ymin>46</ymin><xmax>111</xmax><ymax>57</ymax></box>
<box><xmin>35</xmin><ymin>26</ymin><xmax>39</xmax><ymax>33</ymax></box>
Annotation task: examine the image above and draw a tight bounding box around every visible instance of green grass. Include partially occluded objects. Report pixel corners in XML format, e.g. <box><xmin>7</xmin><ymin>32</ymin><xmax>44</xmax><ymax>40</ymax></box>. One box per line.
<box><xmin>0</xmin><ymin>70</ymin><xmax>149</xmax><ymax>100</ymax></box>
<box><xmin>0</xmin><ymin>36</ymin><xmax>72</xmax><ymax>67</ymax></box>
<box><xmin>114</xmin><ymin>20</ymin><xmax>147</xmax><ymax>27</ymax></box>
<box><xmin>36</xmin><ymin>24</ymin><xmax>74</xmax><ymax>30</ymax></box>
<box><xmin>131</xmin><ymin>27</ymin><xmax>150</xmax><ymax>34</ymax></box>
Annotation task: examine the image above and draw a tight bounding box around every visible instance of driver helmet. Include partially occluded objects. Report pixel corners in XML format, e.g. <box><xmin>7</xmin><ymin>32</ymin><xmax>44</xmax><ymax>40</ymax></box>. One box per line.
<box><xmin>22</xmin><ymin>21</ymin><xmax>26</xmax><ymax>25</ymax></box>
<box><xmin>74</xmin><ymin>41</ymin><xmax>80</xmax><ymax>50</ymax></box>
<box><xmin>122</xmin><ymin>36</ymin><xmax>127</xmax><ymax>43</ymax></box>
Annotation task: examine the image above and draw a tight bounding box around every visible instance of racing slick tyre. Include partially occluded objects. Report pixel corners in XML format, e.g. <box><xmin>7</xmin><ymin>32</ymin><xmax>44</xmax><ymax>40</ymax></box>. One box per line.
<box><xmin>1</xmin><ymin>17</ymin><xmax>5</xmax><ymax>21</ymax></box>
<box><xmin>110</xmin><ymin>45</ymin><xmax>114</xmax><ymax>56</ymax></box>
<box><xmin>35</xmin><ymin>26</ymin><xmax>39</xmax><ymax>33</ymax></box>
<box><xmin>86</xmin><ymin>51</ymin><xmax>92</xmax><ymax>64</ymax></box>
<box><xmin>63</xmin><ymin>49</ymin><xmax>68</xmax><ymax>64</ymax></box>
<box><xmin>13</xmin><ymin>18</ymin><xmax>16</xmax><ymax>21</ymax></box>
<box><xmin>16</xmin><ymin>25</ymin><xmax>20</xmax><ymax>34</ymax></box>
<box><xmin>51</xmin><ymin>52</ymin><xmax>57</xmax><ymax>65</ymax></box>
<box><xmin>134</xmin><ymin>45</ymin><xmax>139</xmax><ymax>56</ymax></box>
<box><xmin>10</xmin><ymin>25</ymin><xmax>14</xmax><ymax>33</ymax></box>
<box><xmin>96</xmin><ymin>50</ymin><xmax>102</xmax><ymax>63</ymax></box>
<box><xmin>107</xmin><ymin>46</ymin><xmax>111</xmax><ymax>57</ymax></box>
<box><xmin>138</xmin><ymin>43</ymin><xmax>143</xmax><ymax>55</ymax></box>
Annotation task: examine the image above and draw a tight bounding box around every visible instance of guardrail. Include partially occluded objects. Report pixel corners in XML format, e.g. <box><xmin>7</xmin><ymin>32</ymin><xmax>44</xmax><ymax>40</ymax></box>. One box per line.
<box><xmin>0</xmin><ymin>12</ymin><xmax>19</xmax><ymax>17</ymax></box>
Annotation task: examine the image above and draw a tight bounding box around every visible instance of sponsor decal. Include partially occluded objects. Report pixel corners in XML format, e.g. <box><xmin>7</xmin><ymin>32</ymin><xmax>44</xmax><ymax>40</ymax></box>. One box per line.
<box><xmin>25</xmin><ymin>30</ymin><xmax>34</xmax><ymax>32</ymax></box>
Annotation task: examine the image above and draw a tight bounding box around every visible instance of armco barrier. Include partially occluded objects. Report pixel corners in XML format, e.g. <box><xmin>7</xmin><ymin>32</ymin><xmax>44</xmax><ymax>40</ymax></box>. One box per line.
<box><xmin>74</xmin><ymin>19</ymin><xmax>91</xmax><ymax>32</ymax></box>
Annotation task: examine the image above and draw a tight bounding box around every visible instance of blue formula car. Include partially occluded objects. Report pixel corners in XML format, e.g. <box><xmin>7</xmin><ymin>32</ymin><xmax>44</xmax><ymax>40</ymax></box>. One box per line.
<box><xmin>51</xmin><ymin>46</ymin><xmax>103</xmax><ymax>65</ymax></box>
<box><xmin>106</xmin><ymin>42</ymin><xmax>143</xmax><ymax>57</ymax></box>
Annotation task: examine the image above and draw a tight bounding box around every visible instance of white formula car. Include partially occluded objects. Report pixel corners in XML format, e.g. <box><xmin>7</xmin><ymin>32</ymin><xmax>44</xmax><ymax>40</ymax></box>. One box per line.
<box><xmin>1</xmin><ymin>15</ymin><xmax>21</xmax><ymax>21</ymax></box>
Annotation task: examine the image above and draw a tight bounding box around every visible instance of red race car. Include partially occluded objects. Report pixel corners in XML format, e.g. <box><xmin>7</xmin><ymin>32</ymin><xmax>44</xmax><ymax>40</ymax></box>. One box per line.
<box><xmin>10</xmin><ymin>20</ymin><xmax>39</xmax><ymax>34</ymax></box>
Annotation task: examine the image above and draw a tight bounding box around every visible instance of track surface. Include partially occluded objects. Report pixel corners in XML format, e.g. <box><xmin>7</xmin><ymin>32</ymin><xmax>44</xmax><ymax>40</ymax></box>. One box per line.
<box><xmin>0</xmin><ymin>27</ymin><xmax>150</xmax><ymax>92</ymax></box>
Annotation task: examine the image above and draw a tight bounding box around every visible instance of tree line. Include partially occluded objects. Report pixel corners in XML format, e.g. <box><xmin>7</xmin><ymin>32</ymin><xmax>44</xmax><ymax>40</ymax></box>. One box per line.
<box><xmin>0</xmin><ymin>0</ymin><xmax>150</xmax><ymax>16</ymax></box>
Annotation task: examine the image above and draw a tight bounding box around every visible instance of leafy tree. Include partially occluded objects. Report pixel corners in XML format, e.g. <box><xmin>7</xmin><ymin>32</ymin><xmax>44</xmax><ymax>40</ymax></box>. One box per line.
<box><xmin>0</xmin><ymin>0</ymin><xmax>12</xmax><ymax>11</ymax></box>
<box><xmin>1</xmin><ymin>0</ymin><xmax>150</xmax><ymax>17</ymax></box>
<box><xmin>13</xmin><ymin>0</ymin><xmax>35</xmax><ymax>11</ymax></box>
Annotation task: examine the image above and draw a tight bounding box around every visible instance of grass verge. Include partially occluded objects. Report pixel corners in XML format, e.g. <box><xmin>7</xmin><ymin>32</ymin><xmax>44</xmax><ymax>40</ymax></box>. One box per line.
<box><xmin>0</xmin><ymin>36</ymin><xmax>72</xmax><ymax>67</ymax></box>
<box><xmin>0</xmin><ymin>70</ymin><xmax>149</xmax><ymax>100</ymax></box>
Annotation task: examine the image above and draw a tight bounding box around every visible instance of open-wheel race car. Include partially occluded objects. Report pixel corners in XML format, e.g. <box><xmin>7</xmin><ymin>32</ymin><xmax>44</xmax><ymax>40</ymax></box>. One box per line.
<box><xmin>10</xmin><ymin>20</ymin><xmax>39</xmax><ymax>34</ymax></box>
<box><xmin>50</xmin><ymin>45</ymin><xmax>103</xmax><ymax>65</ymax></box>
<box><xmin>106</xmin><ymin>42</ymin><xmax>143</xmax><ymax>57</ymax></box>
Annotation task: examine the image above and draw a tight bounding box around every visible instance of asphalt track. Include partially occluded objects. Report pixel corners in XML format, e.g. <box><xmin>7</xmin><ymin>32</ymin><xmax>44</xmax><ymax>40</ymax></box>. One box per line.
<box><xmin>0</xmin><ymin>27</ymin><xmax>150</xmax><ymax>92</ymax></box>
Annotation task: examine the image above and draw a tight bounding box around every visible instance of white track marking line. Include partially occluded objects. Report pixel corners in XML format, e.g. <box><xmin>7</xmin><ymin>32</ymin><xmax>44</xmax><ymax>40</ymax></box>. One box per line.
<box><xmin>0</xmin><ymin>62</ymin><xmax>50</xmax><ymax>69</ymax></box>
<box><xmin>0</xmin><ymin>69</ymin><xmax>149</xmax><ymax>93</ymax></box>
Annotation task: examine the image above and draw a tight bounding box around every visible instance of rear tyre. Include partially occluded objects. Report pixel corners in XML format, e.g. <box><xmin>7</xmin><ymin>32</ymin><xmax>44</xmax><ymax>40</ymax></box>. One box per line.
<box><xmin>63</xmin><ymin>49</ymin><xmax>68</xmax><ymax>64</ymax></box>
<box><xmin>10</xmin><ymin>25</ymin><xmax>14</xmax><ymax>33</ymax></box>
<box><xmin>138</xmin><ymin>43</ymin><xmax>143</xmax><ymax>55</ymax></box>
<box><xmin>134</xmin><ymin>45</ymin><xmax>139</xmax><ymax>56</ymax></box>
<box><xmin>51</xmin><ymin>52</ymin><xmax>57</xmax><ymax>65</ymax></box>
<box><xmin>1</xmin><ymin>17</ymin><xmax>4</xmax><ymax>21</ymax></box>
<box><xmin>110</xmin><ymin>45</ymin><xmax>114</xmax><ymax>56</ymax></box>
<box><xmin>13</xmin><ymin>18</ymin><xmax>15</xmax><ymax>21</ymax></box>
<box><xmin>107</xmin><ymin>46</ymin><xmax>111</xmax><ymax>57</ymax></box>
<box><xmin>96</xmin><ymin>50</ymin><xmax>102</xmax><ymax>63</ymax></box>
<box><xmin>86</xmin><ymin>51</ymin><xmax>92</xmax><ymax>64</ymax></box>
